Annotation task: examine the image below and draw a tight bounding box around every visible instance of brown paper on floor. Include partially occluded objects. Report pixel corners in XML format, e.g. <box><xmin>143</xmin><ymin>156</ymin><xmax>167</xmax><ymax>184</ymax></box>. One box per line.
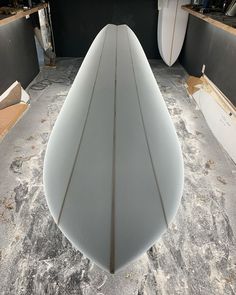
<box><xmin>186</xmin><ymin>76</ymin><xmax>203</xmax><ymax>95</ymax></box>
<box><xmin>0</xmin><ymin>103</ymin><xmax>29</xmax><ymax>140</ymax></box>
<box><xmin>0</xmin><ymin>82</ymin><xmax>22</xmax><ymax>110</ymax></box>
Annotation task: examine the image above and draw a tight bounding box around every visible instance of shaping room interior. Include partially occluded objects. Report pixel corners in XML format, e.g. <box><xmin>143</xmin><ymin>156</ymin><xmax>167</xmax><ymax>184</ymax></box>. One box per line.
<box><xmin>0</xmin><ymin>0</ymin><xmax>236</xmax><ymax>294</ymax></box>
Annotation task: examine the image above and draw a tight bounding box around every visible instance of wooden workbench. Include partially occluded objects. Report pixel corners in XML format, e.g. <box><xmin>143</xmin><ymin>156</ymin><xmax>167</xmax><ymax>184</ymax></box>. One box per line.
<box><xmin>0</xmin><ymin>3</ymin><xmax>47</xmax><ymax>27</ymax></box>
<box><xmin>182</xmin><ymin>5</ymin><xmax>236</xmax><ymax>37</ymax></box>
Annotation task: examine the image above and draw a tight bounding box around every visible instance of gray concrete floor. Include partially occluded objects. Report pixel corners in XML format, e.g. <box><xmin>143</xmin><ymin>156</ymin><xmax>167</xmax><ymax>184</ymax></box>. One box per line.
<box><xmin>0</xmin><ymin>58</ymin><xmax>235</xmax><ymax>295</ymax></box>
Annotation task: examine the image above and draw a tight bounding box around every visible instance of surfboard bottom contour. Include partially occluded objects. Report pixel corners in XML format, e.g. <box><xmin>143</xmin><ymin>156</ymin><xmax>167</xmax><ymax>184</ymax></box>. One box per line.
<box><xmin>43</xmin><ymin>24</ymin><xmax>184</xmax><ymax>273</ymax></box>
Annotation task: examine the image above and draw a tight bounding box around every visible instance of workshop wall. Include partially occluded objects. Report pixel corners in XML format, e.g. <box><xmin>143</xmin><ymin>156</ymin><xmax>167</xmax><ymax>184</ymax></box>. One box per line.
<box><xmin>180</xmin><ymin>15</ymin><xmax>236</xmax><ymax>106</ymax></box>
<box><xmin>50</xmin><ymin>0</ymin><xmax>160</xmax><ymax>59</ymax></box>
<box><xmin>0</xmin><ymin>18</ymin><xmax>39</xmax><ymax>94</ymax></box>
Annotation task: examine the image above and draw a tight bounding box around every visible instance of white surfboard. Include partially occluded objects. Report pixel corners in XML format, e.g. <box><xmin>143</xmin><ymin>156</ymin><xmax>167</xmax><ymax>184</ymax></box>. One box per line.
<box><xmin>43</xmin><ymin>24</ymin><xmax>184</xmax><ymax>273</ymax></box>
<box><xmin>158</xmin><ymin>0</ymin><xmax>190</xmax><ymax>67</ymax></box>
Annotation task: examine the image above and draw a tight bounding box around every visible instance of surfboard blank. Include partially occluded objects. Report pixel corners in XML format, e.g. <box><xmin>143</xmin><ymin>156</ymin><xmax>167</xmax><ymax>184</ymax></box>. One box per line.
<box><xmin>158</xmin><ymin>0</ymin><xmax>190</xmax><ymax>67</ymax></box>
<box><xmin>43</xmin><ymin>24</ymin><xmax>184</xmax><ymax>273</ymax></box>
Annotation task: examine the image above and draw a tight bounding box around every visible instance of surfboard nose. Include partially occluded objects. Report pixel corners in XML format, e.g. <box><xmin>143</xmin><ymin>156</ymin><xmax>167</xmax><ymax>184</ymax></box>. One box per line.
<box><xmin>44</xmin><ymin>24</ymin><xmax>184</xmax><ymax>273</ymax></box>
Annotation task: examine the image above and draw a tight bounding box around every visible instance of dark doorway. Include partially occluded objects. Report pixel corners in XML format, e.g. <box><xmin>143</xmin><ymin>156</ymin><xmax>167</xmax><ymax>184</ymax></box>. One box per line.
<box><xmin>50</xmin><ymin>0</ymin><xmax>160</xmax><ymax>58</ymax></box>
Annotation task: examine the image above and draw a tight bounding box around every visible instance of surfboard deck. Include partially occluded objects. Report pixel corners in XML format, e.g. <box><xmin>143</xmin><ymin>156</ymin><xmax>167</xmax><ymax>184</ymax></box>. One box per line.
<box><xmin>158</xmin><ymin>0</ymin><xmax>190</xmax><ymax>67</ymax></box>
<box><xmin>43</xmin><ymin>24</ymin><xmax>184</xmax><ymax>273</ymax></box>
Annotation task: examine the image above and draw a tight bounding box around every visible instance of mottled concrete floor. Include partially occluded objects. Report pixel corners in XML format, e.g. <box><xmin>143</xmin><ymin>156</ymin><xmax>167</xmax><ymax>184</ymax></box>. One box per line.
<box><xmin>0</xmin><ymin>59</ymin><xmax>235</xmax><ymax>295</ymax></box>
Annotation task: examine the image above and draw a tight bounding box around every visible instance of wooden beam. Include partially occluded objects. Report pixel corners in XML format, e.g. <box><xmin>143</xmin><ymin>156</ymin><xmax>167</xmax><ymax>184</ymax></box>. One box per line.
<box><xmin>0</xmin><ymin>3</ymin><xmax>47</xmax><ymax>27</ymax></box>
<box><xmin>182</xmin><ymin>5</ymin><xmax>236</xmax><ymax>37</ymax></box>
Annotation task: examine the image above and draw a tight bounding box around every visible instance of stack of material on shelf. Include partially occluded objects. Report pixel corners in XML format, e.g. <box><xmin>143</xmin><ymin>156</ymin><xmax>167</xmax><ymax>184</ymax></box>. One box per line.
<box><xmin>0</xmin><ymin>81</ymin><xmax>29</xmax><ymax>140</ymax></box>
<box><xmin>0</xmin><ymin>7</ymin><xmax>19</xmax><ymax>15</ymax></box>
<box><xmin>186</xmin><ymin>75</ymin><xmax>236</xmax><ymax>163</ymax></box>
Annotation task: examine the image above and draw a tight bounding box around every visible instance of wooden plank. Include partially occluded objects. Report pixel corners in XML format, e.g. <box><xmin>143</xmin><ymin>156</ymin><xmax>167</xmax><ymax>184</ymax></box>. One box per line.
<box><xmin>182</xmin><ymin>5</ymin><xmax>236</xmax><ymax>37</ymax></box>
<box><xmin>0</xmin><ymin>82</ymin><xmax>21</xmax><ymax>110</ymax></box>
<box><xmin>0</xmin><ymin>103</ymin><xmax>29</xmax><ymax>140</ymax></box>
<box><xmin>203</xmin><ymin>75</ymin><xmax>236</xmax><ymax>114</ymax></box>
<box><xmin>186</xmin><ymin>74</ymin><xmax>236</xmax><ymax>163</ymax></box>
<box><xmin>0</xmin><ymin>3</ymin><xmax>47</xmax><ymax>27</ymax></box>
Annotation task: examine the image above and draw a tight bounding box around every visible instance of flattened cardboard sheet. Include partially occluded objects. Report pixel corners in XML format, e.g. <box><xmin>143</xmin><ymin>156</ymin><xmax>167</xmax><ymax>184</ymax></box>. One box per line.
<box><xmin>0</xmin><ymin>103</ymin><xmax>29</xmax><ymax>140</ymax></box>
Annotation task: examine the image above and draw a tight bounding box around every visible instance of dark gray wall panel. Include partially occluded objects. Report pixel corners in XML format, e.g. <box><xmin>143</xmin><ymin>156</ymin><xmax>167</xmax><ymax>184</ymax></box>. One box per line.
<box><xmin>0</xmin><ymin>18</ymin><xmax>39</xmax><ymax>95</ymax></box>
<box><xmin>180</xmin><ymin>15</ymin><xmax>236</xmax><ymax>106</ymax></box>
<box><xmin>180</xmin><ymin>17</ymin><xmax>213</xmax><ymax>77</ymax></box>
<box><xmin>50</xmin><ymin>0</ymin><xmax>160</xmax><ymax>58</ymax></box>
<box><xmin>205</xmin><ymin>28</ymin><xmax>236</xmax><ymax>106</ymax></box>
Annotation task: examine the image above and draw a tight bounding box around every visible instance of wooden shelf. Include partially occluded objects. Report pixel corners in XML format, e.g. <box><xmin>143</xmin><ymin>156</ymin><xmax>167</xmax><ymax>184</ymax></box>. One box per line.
<box><xmin>0</xmin><ymin>3</ymin><xmax>47</xmax><ymax>27</ymax></box>
<box><xmin>182</xmin><ymin>5</ymin><xmax>236</xmax><ymax>37</ymax></box>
